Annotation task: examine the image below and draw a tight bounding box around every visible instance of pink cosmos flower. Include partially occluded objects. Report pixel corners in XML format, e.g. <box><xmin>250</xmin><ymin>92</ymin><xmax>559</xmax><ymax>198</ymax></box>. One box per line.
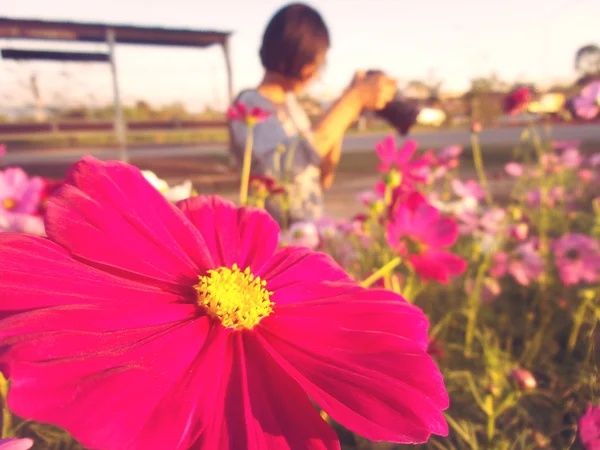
<box><xmin>526</xmin><ymin>187</ymin><xmax>565</xmax><ymax>208</ymax></box>
<box><xmin>451</xmin><ymin>179</ymin><xmax>485</xmax><ymax>202</ymax></box>
<box><xmin>578</xmin><ymin>169</ymin><xmax>595</xmax><ymax>183</ymax></box>
<box><xmin>572</xmin><ymin>81</ymin><xmax>600</xmax><ymax>120</ymax></box>
<box><xmin>510</xmin><ymin>223</ymin><xmax>529</xmax><ymax>241</ymax></box>
<box><xmin>356</xmin><ymin>189</ymin><xmax>383</xmax><ymax>206</ymax></box>
<box><xmin>552</xmin><ymin>234</ymin><xmax>600</xmax><ymax>286</ymax></box>
<box><xmin>0</xmin><ymin>211</ymin><xmax>45</xmax><ymax>236</ymax></box>
<box><xmin>280</xmin><ymin>221</ymin><xmax>320</xmax><ymax>250</ymax></box>
<box><xmin>490</xmin><ymin>241</ymin><xmax>543</xmax><ymax>286</ymax></box>
<box><xmin>560</xmin><ymin>148</ymin><xmax>583</xmax><ymax>169</ymax></box>
<box><xmin>590</xmin><ymin>152</ymin><xmax>600</xmax><ymax>167</ymax></box>
<box><xmin>0</xmin><ymin>157</ymin><xmax>448</xmax><ymax>449</ymax></box>
<box><xmin>375</xmin><ymin>136</ymin><xmax>430</xmax><ymax>186</ymax></box>
<box><xmin>464</xmin><ymin>276</ymin><xmax>501</xmax><ymax>303</ymax></box>
<box><xmin>510</xmin><ymin>369</ymin><xmax>537</xmax><ymax>390</ymax></box>
<box><xmin>505</xmin><ymin>162</ymin><xmax>524</xmax><ymax>177</ymax></box>
<box><xmin>227</xmin><ymin>102</ymin><xmax>271</xmax><ymax>126</ymax></box>
<box><xmin>579</xmin><ymin>405</ymin><xmax>600</xmax><ymax>450</ymax></box>
<box><xmin>456</xmin><ymin>207</ymin><xmax>505</xmax><ymax>237</ymax></box>
<box><xmin>386</xmin><ymin>192</ymin><xmax>467</xmax><ymax>284</ymax></box>
<box><xmin>553</xmin><ymin>140</ymin><xmax>582</xmax><ymax>151</ymax></box>
<box><xmin>0</xmin><ymin>439</ymin><xmax>34</xmax><ymax>450</ymax></box>
<box><xmin>0</xmin><ymin>168</ymin><xmax>44</xmax><ymax>215</ymax></box>
<box><xmin>504</xmin><ymin>87</ymin><xmax>531</xmax><ymax>116</ymax></box>
<box><xmin>428</xmin><ymin>146</ymin><xmax>462</xmax><ymax>179</ymax></box>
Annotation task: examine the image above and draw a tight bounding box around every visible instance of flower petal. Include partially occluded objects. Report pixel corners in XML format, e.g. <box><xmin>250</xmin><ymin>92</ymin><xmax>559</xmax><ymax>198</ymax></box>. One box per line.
<box><xmin>260</xmin><ymin>246</ymin><xmax>352</xmax><ymax>305</ymax></box>
<box><xmin>45</xmin><ymin>157</ymin><xmax>214</xmax><ymax>287</ymax></box>
<box><xmin>421</xmin><ymin>217</ymin><xmax>458</xmax><ymax>248</ymax></box>
<box><xmin>258</xmin><ymin>286</ymin><xmax>448</xmax><ymax>444</ymax></box>
<box><xmin>4</xmin><ymin>317</ymin><xmax>211</xmax><ymax>450</ymax></box>
<box><xmin>177</xmin><ymin>195</ymin><xmax>279</xmax><ymax>273</ymax></box>
<box><xmin>0</xmin><ymin>233</ymin><xmax>184</xmax><ymax>316</ymax></box>
<box><xmin>196</xmin><ymin>333</ymin><xmax>340</xmax><ymax>449</ymax></box>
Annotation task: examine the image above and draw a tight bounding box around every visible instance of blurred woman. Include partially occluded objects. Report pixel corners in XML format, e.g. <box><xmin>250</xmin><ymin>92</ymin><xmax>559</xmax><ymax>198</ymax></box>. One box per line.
<box><xmin>228</xmin><ymin>2</ymin><xmax>397</xmax><ymax>225</ymax></box>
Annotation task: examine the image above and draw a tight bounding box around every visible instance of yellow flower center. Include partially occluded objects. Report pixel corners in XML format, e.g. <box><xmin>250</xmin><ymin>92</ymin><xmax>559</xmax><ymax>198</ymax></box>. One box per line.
<box><xmin>406</xmin><ymin>237</ymin><xmax>428</xmax><ymax>255</ymax></box>
<box><xmin>2</xmin><ymin>198</ymin><xmax>16</xmax><ymax>210</ymax></box>
<box><xmin>194</xmin><ymin>264</ymin><xmax>273</xmax><ymax>330</ymax></box>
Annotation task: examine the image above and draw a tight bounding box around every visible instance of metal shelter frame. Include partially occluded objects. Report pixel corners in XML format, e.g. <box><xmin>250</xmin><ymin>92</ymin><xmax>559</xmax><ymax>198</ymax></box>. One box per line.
<box><xmin>0</xmin><ymin>17</ymin><xmax>233</xmax><ymax>162</ymax></box>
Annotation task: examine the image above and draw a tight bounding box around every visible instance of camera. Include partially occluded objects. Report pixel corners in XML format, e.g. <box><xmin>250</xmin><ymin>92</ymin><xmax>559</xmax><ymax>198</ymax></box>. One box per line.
<box><xmin>366</xmin><ymin>70</ymin><xmax>420</xmax><ymax>136</ymax></box>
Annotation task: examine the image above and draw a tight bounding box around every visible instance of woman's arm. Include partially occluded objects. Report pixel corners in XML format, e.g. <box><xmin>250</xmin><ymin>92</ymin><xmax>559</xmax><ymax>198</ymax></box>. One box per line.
<box><xmin>310</xmin><ymin>86</ymin><xmax>363</xmax><ymax>158</ymax></box>
<box><xmin>311</xmin><ymin>72</ymin><xmax>397</xmax><ymax>185</ymax></box>
<box><xmin>320</xmin><ymin>139</ymin><xmax>343</xmax><ymax>189</ymax></box>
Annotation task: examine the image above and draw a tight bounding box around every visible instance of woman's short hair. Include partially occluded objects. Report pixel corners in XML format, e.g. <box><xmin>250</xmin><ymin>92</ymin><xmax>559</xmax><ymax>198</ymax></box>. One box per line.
<box><xmin>259</xmin><ymin>3</ymin><xmax>330</xmax><ymax>80</ymax></box>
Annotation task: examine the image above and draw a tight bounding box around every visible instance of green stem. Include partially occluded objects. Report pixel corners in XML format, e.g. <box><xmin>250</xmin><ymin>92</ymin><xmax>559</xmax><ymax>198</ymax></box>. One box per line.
<box><xmin>485</xmin><ymin>395</ymin><xmax>495</xmax><ymax>443</ymax></box>
<box><xmin>239</xmin><ymin>125</ymin><xmax>255</xmax><ymax>206</ymax></box>
<box><xmin>361</xmin><ymin>257</ymin><xmax>401</xmax><ymax>288</ymax></box>
<box><xmin>568</xmin><ymin>297</ymin><xmax>590</xmax><ymax>353</ymax></box>
<box><xmin>470</xmin><ymin>132</ymin><xmax>493</xmax><ymax>205</ymax></box>
<box><xmin>284</xmin><ymin>136</ymin><xmax>301</xmax><ymax>182</ymax></box>
<box><xmin>402</xmin><ymin>271</ymin><xmax>417</xmax><ymax>302</ymax></box>
<box><xmin>1</xmin><ymin>373</ymin><xmax>11</xmax><ymax>438</ymax></box>
<box><xmin>384</xmin><ymin>185</ymin><xmax>393</xmax><ymax>206</ymax></box>
<box><xmin>465</xmin><ymin>254</ymin><xmax>492</xmax><ymax>356</ymax></box>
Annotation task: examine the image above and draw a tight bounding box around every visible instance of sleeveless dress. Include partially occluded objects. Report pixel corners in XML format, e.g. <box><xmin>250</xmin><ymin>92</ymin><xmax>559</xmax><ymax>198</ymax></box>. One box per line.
<box><xmin>228</xmin><ymin>90</ymin><xmax>323</xmax><ymax>225</ymax></box>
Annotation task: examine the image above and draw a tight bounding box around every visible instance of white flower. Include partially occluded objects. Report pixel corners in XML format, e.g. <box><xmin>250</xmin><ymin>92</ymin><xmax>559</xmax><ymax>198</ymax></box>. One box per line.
<box><xmin>141</xmin><ymin>170</ymin><xmax>193</xmax><ymax>204</ymax></box>
<box><xmin>280</xmin><ymin>221</ymin><xmax>320</xmax><ymax>250</ymax></box>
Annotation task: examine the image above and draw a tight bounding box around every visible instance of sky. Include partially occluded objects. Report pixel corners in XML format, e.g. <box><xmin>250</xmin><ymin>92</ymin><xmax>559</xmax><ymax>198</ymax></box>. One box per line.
<box><xmin>1</xmin><ymin>0</ymin><xmax>599</xmax><ymax>113</ymax></box>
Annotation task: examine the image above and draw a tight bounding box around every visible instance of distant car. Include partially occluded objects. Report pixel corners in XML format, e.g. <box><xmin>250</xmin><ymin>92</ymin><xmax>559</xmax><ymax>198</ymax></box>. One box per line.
<box><xmin>527</xmin><ymin>93</ymin><xmax>566</xmax><ymax>116</ymax></box>
<box><xmin>416</xmin><ymin>108</ymin><xmax>447</xmax><ymax>127</ymax></box>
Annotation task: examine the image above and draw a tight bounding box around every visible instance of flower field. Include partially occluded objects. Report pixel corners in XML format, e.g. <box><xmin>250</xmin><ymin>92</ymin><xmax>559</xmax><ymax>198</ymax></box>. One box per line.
<box><xmin>0</xmin><ymin>94</ymin><xmax>599</xmax><ymax>450</ymax></box>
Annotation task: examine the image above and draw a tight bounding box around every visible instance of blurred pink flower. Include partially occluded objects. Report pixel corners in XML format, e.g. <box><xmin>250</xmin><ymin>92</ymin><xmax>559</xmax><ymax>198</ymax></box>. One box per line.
<box><xmin>357</xmin><ymin>190</ymin><xmax>383</xmax><ymax>206</ymax></box>
<box><xmin>280</xmin><ymin>221</ymin><xmax>320</xmax><ymax>250</ymax></box>
<box><xmin>227</xmin><ymin>102</ymin><xmax>271</xmax><ymax>126</ymax></box>
<box><xmin>504</xmin><ymin>87</ymin><xmax>531</xmax><ymax>116</ymax></box>
<box><xmin>0</xmin><ymin>439</ymin><xmax>34</xmax><ymax>450</ymax></box>
<box><xmin>589</xmin><ymin>153</ymin><xmax>600</xmax><ymax>167</ymax></box>
<box><xmin>451</xmin><ymin>179</ymin><xmax>485</xmax><ymax>202</ymax></box>
<box><xmin>578</xmin><ymin>169</ymin><xmax>595</xmax><ymax>183</ymax></box>
<box><xmin>505</xmin><ymin>162</ymin><xmax>524</xmax><ymax>177</ymax></box>
<box><xmin>553</xmin><ymin>140</ymin><xmax>582</xmax><ymax>150</ymax></box>
<box><xmin>374</xmin><ymin>136</ymin><xmax>430</xmax><ymax>187</ymax></box>
<box><xmin>0</xmin><ymin>168</ymin><xmax>44</xmax><ymax>215</ymax></box>
<box><xmin>430</xmin><ymin>146</ymin><xmax>462</xmax><ymax>178</ymax></box>
<box><xmin>526</xmin><ymin>186</ymin><xmax>565</xmax><ymax>208</ymax></box>
<box><xmin>456</xmin><ymin>207</ymin><xmax>505</xmax><ymax>237</ymax></box>
<box><xmin>511</xmin><ymin>223</ymin><xmax>529</xmax><ymax>241</ymax></box>
<box><xmin>552</xmin><ymin>234</ymin><xmax>600</xmax><ymax>286</ymax></box>
<box><xmin>490</xmin><ymin>241</ymin><xmax>543</xmax><ymax>286</ymax></box>
<box><xmin>579</xmin><ymin>404</ymin><xmax>600</xmax><ymax>450</ymax></box>
<box><xmin>387</xmin><ymin>192</ymin><xmax>466</xmax><ymax>284</ymax></box>
<box><xmin>313</xmin><ymin>217</ymin><xmax>338</xmax><ymax>241</ymax></box>
<box><xmin>561</xmin><ymin>148</ymin><xmax>583</xmax><ymax>169</ymax></box>
<box><xmin>571</xmin><ymin>81</ymin><xmax>600</xmax><ymax>120</ymax></box>
<box><xmin>0</xmin><ymin>211</ymin><xmax>45</xmax><ymax>236</ymax></box>
<box><xmin>510</xmin><ymin>368</ymin><xmax>537</xmax><ymax>390</ymax></box>
<box><xmin>464</xmin><ymin>276</ymin><xmax>501</xmax><ymax>303</ymax></box>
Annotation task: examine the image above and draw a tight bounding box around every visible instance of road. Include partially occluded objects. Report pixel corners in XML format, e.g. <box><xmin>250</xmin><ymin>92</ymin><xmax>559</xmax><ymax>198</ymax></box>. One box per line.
<box><xmin>3</xmin><ymin>122</ymin><xmax>600</xmax><ymax>166</ymax></box>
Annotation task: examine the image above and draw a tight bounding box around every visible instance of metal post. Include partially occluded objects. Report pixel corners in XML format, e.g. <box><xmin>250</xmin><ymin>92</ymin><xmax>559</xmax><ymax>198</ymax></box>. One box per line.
<box><xmin>221</xmin><ymin>36</ymin><xmax>235</xmax><ymax>166</ymax></box>
<box><xmin>221</xmin><ymin>37</ymin><xmax>234</xmax><ymax>104</ymax></box>
<box><xmin>106</xmin><ymin>28</ymin><xmax>128</xmax><ymax>162</ymax></box>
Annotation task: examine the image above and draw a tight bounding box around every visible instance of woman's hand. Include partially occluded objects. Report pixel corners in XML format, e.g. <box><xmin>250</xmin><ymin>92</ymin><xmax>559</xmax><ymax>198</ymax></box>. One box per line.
<box><xmin>350</xmin><ymin>71</ymin><xmax>397</xmax><ymax>111</ymax></box>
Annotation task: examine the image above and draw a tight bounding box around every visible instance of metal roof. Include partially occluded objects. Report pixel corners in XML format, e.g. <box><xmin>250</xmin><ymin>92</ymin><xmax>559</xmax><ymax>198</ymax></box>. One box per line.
<box><xmin>0</xmin><ymin>17</ymin><xmax>231</xmax><ymax>48</ymax></box>
<box><xmin>1</xmin><ymin>48</ymin><xmax>110</xmax><ymax>62</ymax></box>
